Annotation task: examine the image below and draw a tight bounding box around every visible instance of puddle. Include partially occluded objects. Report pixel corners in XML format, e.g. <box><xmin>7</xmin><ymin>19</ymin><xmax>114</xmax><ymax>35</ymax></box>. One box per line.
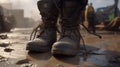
<box><xmin>87</xmin><ymin>54</ymin><xmax>108</xmax><ymax>66</ymax></box>
<box><xmin>79</xmin><ymin>49</ymin><xmax>109</xmax><ymax>66</ymax></box>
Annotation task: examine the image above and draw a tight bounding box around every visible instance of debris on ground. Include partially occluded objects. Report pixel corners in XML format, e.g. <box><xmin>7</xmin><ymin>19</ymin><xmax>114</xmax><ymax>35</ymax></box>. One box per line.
<box><xmin>0</xmin><ymin>34</ymin><xmax>8</xmax><ymax>39</ymax></box>
<box><xmin>16</xmin><ymin>59</ymin><xmax>37</xmax><ymax>67</ymax></box>
<box><xmin>56</xmin><ymin>64</ymin><xmax>64</xmax><ymax>67</ymax></box>
<box><xmin>20</xmin><ymin>63</ymin><xmax>37</xmax><ymax>67</ymax></box>
<box><xmin>0</xmin><ymin>42</ymin><xmax>11</xmax><ymax>47</ymax></box>
<box><xmin>16</xmin><ymin>59</ymin><xmax>31</xmax><ymax>65</ymax></box>
<box><xmin>4</xmin><ymin>48</ymin><xmax>14</xmax><ymax>52</ymax></box>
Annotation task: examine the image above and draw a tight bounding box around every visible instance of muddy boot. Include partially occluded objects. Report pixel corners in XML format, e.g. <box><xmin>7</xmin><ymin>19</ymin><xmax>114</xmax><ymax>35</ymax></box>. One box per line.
<box><xmin>52</xmin><ymin>26</ymin><xmax>81</xmax><ymax>56</ymax></box>
<box><xmin>52</xmin><ymin>0</ymin><xmax>87</xmax><ymax>56</ymax></box>
<box><xmin>26</xmin><ymin>0</ymin><xmax>59</xmax><ymax>52</ymax></box>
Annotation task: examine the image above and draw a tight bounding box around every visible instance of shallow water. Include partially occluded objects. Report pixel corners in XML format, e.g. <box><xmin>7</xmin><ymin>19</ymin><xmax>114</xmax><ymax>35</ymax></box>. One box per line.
<box><xmin>0</xmin><ymin>28</ymin><xmax>120</xmax><ymax>67</ymax></box>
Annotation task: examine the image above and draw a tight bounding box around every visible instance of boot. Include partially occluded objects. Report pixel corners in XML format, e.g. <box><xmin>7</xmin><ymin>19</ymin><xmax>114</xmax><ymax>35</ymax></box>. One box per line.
<box><xmin>52</xmin><ymin>26</ymin><xmax>81</xmax><ymax>56</ymax></box>
<box><xmin>26</xmin><ymin>0</ymin><xmax>59</xmax><ymax>52</ymax></box>
<box><xmin>52</xmin><ymin>0</ymin><xmax>87</xmax><ymax>56</ymax></box>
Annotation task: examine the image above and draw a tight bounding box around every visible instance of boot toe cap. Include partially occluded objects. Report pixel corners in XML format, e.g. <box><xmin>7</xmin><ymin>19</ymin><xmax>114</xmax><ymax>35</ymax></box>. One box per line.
<box><xmin>52</xmin><ymin>41</ymin><xmax>79</xmax><ymax>56</ymax></box>
<box><xmin>26</xmin><ymin>39</ymin><xmax>50</xmax><ymax>52</ymax></box>
<box><xmin>52</xmin><ymin>42</ymin><xmax>72</xmax><ymax>49</ymax></box>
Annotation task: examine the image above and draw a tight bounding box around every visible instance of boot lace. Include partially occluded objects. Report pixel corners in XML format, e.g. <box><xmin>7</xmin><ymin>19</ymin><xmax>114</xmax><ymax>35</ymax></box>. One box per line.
<box><xmin>59</xmin><ymin>26</ymin><xmax>81</xmax><ymax>40</ymax></box>
<box><xmin>30</xmin><ymin>23</ymin><xmax>60</xmax><ymax>40</ymax></box>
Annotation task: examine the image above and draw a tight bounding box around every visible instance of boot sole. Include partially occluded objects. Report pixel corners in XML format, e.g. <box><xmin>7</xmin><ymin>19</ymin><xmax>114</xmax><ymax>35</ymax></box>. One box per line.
<box><xmin>51</xmin><ymin>48</ymin><xmax>78</xmax><ymax>56</ymax></box>
<box><xmin>26</xmin><ymin>45</ymin><xmax>51</xmax><ymax>53</ymax></box>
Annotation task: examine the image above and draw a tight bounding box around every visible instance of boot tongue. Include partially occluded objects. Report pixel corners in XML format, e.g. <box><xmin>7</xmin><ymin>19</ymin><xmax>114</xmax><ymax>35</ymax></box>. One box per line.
<box><xmin>62</xmin><ymin>26</ymin><xmax>79</xmax><ymax>37</ymax></box>
<box><xmin>60</xmin><ymin>25</ymin><xmax>80</xmax><ymax>41</ymax></box>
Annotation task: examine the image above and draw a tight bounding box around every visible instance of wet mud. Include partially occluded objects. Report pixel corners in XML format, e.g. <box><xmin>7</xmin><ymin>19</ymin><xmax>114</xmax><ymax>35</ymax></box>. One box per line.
<box><xmin>0</xmin><ymin>28</ymin><xmax>120</xmax><ymax>67</ymax></box>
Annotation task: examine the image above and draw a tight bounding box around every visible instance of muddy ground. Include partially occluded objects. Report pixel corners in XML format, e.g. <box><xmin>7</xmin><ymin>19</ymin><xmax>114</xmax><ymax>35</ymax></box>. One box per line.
<box><xmin>0</xmin><ymin>28</ymin><xmax>120</xmax><ymax>67</ymax></box>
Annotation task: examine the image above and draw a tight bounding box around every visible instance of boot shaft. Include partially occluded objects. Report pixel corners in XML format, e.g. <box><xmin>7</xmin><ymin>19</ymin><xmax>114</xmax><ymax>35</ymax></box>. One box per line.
<box><xmin>37</xmin><ymin>0</ymin><xmax>59</xmax><ymax>27</ymax></box>
<box><xmin>37</xmin><ymin>0</ymin><xmax>88</xmax><ymax>28</ymax></box>
<box><xmin>57</xmin><ymin>0</ymin><xmax>87</xmax><ymax>42</ymax></box>
<box><xmin>59</xmin><ymin>0</ymin><xmax>88</xmax><ymax>28</ymax></box>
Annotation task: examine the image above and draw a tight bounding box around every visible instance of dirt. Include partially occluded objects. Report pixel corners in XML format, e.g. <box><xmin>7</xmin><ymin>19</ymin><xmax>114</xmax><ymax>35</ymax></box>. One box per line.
<box><xmin>0</xmin><ymin>28</ymin><xmax>120</xmax><ymax>67</ymax></box>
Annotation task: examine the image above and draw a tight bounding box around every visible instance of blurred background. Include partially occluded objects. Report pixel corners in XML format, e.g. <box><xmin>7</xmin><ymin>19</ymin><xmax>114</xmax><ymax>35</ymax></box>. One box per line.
<box><xmin>0</xmin><ymin>0</ymin><xmax>120</xmax><ymax>31</ymax></box>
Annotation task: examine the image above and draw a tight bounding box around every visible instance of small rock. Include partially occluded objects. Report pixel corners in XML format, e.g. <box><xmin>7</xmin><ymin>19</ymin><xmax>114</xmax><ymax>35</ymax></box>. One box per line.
<box><xmin>56</xmin><ymin>64</ymin><xmax>64</xmax><ymax>67</ymax></box>
<box><xmin>0</xmin><ymin>42</ymin><xmax>10</xmax><ymax>47</ymax></box>
<box><xmin>20</xmin><ymin>64</ymin><xmax>36</xmax><ymax>67</ymax></box>
<box><xmin>16</xmin><ymin>59</ymin><xmax>31</xmax><ymax>65</ymax></box>
<box><xmin>4</xmin><ymin>48</ymin><xmax>14</xmax><ymax>52</ymax></box>
<box><xmin>0</xmin><ymin>34</ymin><xmax>8</xmax><ymax>39</ymax></box>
